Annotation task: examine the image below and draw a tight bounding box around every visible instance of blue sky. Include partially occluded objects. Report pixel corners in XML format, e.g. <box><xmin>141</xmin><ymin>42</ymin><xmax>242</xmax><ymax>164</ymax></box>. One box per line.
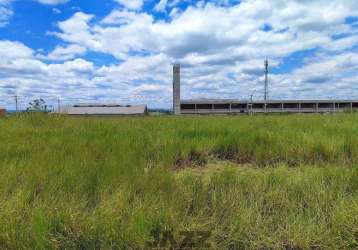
<box><xmin>0</xmin><ymin>0</ymin><xmax>358</xmax><ymax>109</ymax></box>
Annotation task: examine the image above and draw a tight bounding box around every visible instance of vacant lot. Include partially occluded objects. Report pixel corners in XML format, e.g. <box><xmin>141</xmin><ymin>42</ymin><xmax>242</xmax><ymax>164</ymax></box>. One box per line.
<box><xmin>0</xmin><ymin>114</ymin><xmax>357</xmax><ymax>249</ymax></box>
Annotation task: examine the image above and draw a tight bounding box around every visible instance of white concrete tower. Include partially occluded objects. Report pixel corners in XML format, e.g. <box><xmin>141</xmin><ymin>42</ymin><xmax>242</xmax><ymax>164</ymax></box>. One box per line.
<box><xmin>264</xmin><ymin>59</ymin><xmax>269</xmax><ymax>102</ymax></box>
<box><xmin>173</xmin><ymin>63</ymin><xmax>181</xmax><ymax>115</ymax></box>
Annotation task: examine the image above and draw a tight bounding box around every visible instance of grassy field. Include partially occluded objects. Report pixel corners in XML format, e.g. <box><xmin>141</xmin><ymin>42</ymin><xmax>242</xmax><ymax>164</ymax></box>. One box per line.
<box><xmin>0</xmin><ymin>113</ymin><xmax>358</xmax><ymax>249</ymax></box>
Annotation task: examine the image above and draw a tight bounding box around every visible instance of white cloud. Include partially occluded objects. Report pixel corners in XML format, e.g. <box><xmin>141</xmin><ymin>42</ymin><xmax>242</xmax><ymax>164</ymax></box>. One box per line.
<box><xmin>36</xmin><ymin>0</ymin><xmax>69</xmax><ymax>5</ymax></box>
<box><xmin>52</xmin><ymin>7</ymin><xmax>61</xmax><ymax>14</ymax></box>
<box><xmin>0</xmin><ymin>41</ymin><xmax>93</xmax><ymax>77</ymax></box>
<box><xmin>114</xmin><ymin>0</ymin><xmax>143</xmax><ymax>10</ymax></box>
<box><xmin>0</xmin><ymin>0</ymin><xmax>13</xmax><ymax>4</ymax></box>
<box><xmin>44</xmin><ymin>44</ymin><xmax>86</xmax><ymax>61</ymax></box>
<box><xmin>48</xmin><ymin>58</ymin><xmax>94</xmax><ymax>74</ymax></box>
<box><xmin>101</xmin><ymin>10</ymin><xmax>138</xmax><ymax>25</ymax></box>
<box><xmin>0</xmin><ymin>40</ymin><xmax>34</xmax><ymax>59</ymax></box>
<box><xmin>0</xmin><ymin>40</ymin><xmax>98</xmax><ymax>108</ymax></box>
<box><xmin>0</xmin><ymin>6</ymin><xmax>12</xmax><ymax>27</ymax></box>
<box><xmin>54</xmin><ymin>1</ymin><xmax>358</xmax><ymax>62</ymax></box>
<box><xmin>52</xmin><ymin>12</ymin><xmax>101</xmax><ymax>49</ymax></box>
<box><xmin>0</xmin><ymin>0</ymin><xmax>13</xmax><ymax>27</ymax></box>
<box><xmin>267</xmin><ymin>52</ymin><xmax>358</xmax><ymax>100</ymax></box>
<box><xmin>0</xmin><ymin>0</ymin><xmax>69</xmax><ymax>28</ymax></box>
<box><xmin>322</xmin><ymin>36</ymin><xmax>358</xmax><ymax>52</ymax></box>
<box><xmin>1</xmin><ymin>0</ymin><xmax>358</xmax><ymax>108</ymax></box>
<box><xmin>49</xmin><ymin>0</ymin><xmax>358</xmax><ymax>104</ymax></box>
<box><xmin>154</xmin><ymin>0</ymin><xmax>168</xmax><ymax>12</ymax></box>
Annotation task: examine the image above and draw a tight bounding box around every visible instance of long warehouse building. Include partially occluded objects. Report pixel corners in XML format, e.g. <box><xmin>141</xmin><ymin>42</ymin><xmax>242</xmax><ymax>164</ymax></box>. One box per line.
<box><xmin>173</xmin><ymin>64</ymin><xmax>358</xmax><ymax>114</ymax></box>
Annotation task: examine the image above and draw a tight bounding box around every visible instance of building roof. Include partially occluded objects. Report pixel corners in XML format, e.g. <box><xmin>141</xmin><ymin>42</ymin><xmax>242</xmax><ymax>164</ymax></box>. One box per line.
<box><xmin>181</xmin><ymin>99</ymin><xmax>358</xmax><ymax>104</ymax></box>
<box><xmin>73</xmin><ymin>103</ymin><xmax>126</xmax><ymax>107</ymax></box>
<box><xmin>63</xmin><ymin>104</ymin><xmax>147</xmax><ymax>115</ymax></box>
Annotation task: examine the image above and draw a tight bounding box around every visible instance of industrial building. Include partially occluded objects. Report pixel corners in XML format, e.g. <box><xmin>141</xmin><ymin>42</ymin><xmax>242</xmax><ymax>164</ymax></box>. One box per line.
<box><xmin>57</xmin><ymin>104</ymin><xmax>148</xmax><ymax>116</ymax></box>
<box><xmin>173</xmin><ymin>63</ymin><xmax>358</xmax><ymax>114</ymax></box>
<box><xmin>180</xmin><ymin>99</ymin><xmax>358</xmax><ymax>114</ymax></box>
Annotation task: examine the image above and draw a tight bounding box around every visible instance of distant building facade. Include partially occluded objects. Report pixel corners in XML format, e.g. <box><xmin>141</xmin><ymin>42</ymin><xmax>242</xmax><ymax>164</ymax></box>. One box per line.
<box><xmin>181</xmin><ymin>99</ymin><xmax>358</xmax><ymax>114</ymax></box>
<box><xmin>172</xmin><ymin>65</ymin><xmax>358</xmax><ymax>115</ymax></box>
<box><xmin>57</xmin><ymin>104</ymin><xmax>148</xmax><ymax>116</ymax></box>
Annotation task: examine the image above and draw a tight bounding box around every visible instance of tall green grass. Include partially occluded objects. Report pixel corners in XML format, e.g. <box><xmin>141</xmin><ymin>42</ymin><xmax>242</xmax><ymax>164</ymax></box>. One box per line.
<box><xmin>0</xmin><ymin>113</ymin><xmax>357</xmax><ymax>249</ymax></box>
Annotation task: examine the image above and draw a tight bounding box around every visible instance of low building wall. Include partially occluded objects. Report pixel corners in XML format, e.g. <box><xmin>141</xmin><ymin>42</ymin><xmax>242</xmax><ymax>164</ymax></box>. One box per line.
<box><xmin>180</xmin><ymin>100</ymin><xmax>358</xmax><ymax>114</ymax></box>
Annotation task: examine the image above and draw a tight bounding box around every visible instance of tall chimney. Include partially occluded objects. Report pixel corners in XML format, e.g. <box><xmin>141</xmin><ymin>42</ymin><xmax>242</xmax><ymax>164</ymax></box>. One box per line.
<box><xmin>173</xmin><ymin>63</ymin><xmax>181</xmax><ymax>115</ymax></box>
<box><xmin>264</xmin><ymin>59</ymin><xmax>269</xmax><ymax>102</ymax></box>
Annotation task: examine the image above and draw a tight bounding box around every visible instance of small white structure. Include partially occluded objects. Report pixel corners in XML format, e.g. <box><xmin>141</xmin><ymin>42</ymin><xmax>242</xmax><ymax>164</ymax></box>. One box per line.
<box><xmin>57</xmin><ymin>104</ymin><xmax>148</xmax><ymax>116</ymax></box>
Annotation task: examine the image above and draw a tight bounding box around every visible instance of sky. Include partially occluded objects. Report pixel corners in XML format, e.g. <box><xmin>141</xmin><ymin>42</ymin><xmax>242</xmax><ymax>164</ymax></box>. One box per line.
<box><xmin>0</xmin><ymin>0</ymin><xmax>358</xmax><ymax>109</ymax></box>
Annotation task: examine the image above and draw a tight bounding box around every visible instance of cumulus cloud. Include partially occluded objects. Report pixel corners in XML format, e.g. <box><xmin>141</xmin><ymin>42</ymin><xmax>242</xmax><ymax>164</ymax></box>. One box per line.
<box><xmin>44</xmin><ymin>44</ymin><xmax>86</xmax><ymax>61</ymax></box>
<box><xmin>0</xmin><ymin>0</ymin><xmax>13</xmax><ymax>27</ymax></box>
<box><xmin>0</xmin><ymin>0</ymin><xmax>69</xmax><ymax>28</ymax></box>
<box><xmin>322</xmin><ymin>36</ymin><xmax>358</xmax><ymax>52</ymax></box>
<box><xmin>52</xmin><ymin>12</ymin><xmax>101</xmax><ymax>50</ymax></box>
<box><xmin>36</xmin><ymin>0</ymin><xmax>69</xmax><ymax>4</ymax></box>
<box><xmin>0</xmin><ymin>41</ymin><xmax>93</xmax><ymax>77</ymax></box>
<box><xmin>154</xmin><ymin>0</ymin><xmax>168</xmax><ymax>12</ymax></box>
<box><xmin>268</xmin><ymin>52</ymin><xmax>358</xmax><ymax>100</ymax></box>
<box><xmin>53</xmin><ymin>1</ymin><xmax>358</xmax><ymax>61</ymax></box>
<box><xmin>0</xmin><ymin>40</ymin><xmax>167</xmax><ymax>108</ymax></box>
<box><xmin>101</xmin><ymin>10</ymin><xmax>138</xmax><ymax>25</ymax></box>
<box><xmin>114</xmin><ymin>0</ymin><xmax>143</xmax><ymax>10</ymax></box>
<box><xmin>0</xmin><ymin>40</ymin><xmax>34</xmax><ymax>59</ymax></box>
<box><xmin>50</xmin><ymin>0</ymin><xmax>358</xmax><ymax>103</ymax></box>
<box><xmin>1</xmin><ymin>0</ymin><xmax>358</xmax><ymax>108</ymax></box>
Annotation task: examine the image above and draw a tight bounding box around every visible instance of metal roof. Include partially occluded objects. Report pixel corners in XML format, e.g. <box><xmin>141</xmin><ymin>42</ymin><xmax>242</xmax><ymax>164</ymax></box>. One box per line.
<box><xmin>73</xmin><ymin>103</ymin><xmax>128</xmax><ymax>107</ymax></box>
<box><xmin>181</xmin><ymin>99</ymin><xmax>358</xmax><ymax>104</ymax></box>
<box><xmin>65</xmin><ymin>104</ymin><xmax>147</xmax><ymax>115</ymax></box>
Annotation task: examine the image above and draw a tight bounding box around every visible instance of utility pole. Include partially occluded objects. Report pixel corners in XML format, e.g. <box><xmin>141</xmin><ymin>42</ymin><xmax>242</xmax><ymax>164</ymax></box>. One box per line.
<box><xmin>250</xmin><ymin>90</ymin><xmax>256</xmax><ymax>102</ymax></box>
<box><xmin>57</xmin><ymin>98</ymin><xmax>61</xmax><ymax>113</ymax></box>
<box><xmin>264</xmin><ymin>59</ymin><xmax>269</xmax><ymax>102</ymax></box>
<box><xmin>14</xmin><ymin>95</ymin><xmax>18</xmax><ymax>112</ymax></box>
